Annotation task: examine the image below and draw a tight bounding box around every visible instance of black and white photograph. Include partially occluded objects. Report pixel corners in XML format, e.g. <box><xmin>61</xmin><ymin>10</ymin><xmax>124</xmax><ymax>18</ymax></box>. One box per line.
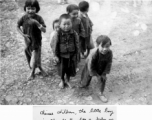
<box><xmin>0</xmin><ymin>0</ymin><xmax>152</xmax><ymax>105</ymax></box>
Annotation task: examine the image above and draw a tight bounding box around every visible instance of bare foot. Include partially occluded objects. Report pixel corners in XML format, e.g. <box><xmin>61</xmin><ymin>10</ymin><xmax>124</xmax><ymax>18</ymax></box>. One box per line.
<box><xmin>76</xmin><ymin>68</ymin><xmax>79</xmax><ymax>73</ymax></box>
<box><xmin>28</xmin><ymin>64</ymin><xmax>32</xmax><ymax>69</ymax></box>
<box><xmin>65</xmin><ymin>81</ymin><xmax>73</xmax><ymax>89</ymax></box>
<box><xmin>41</xmin><ymin>71</ymin><xmax>47</xmax><ymax>77</ymax></box>
<box><xmin>99</xmin><ymin>95</ymin><xmax>108</xmax><ymax>103</ymax></box>
<box><xmin>27</xmin><ymin>74</ymin><xmax>35</xmax><ymax>81</ymax></box>
<box><xmin>59</xmin><ymin>81</ymin><xmax>65</xmax><ymax>89</ymax></box>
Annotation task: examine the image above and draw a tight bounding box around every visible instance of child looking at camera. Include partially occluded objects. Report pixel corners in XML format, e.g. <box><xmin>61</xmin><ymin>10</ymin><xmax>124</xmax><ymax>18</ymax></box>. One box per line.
<box><xmin>79</xmin><ymin>35</ymin><xmax>113</xmax><ymax>103</ymax></box>
<box><xmin>17</xmin><ymin>0</ymin><xmax>47</xmax><ymax>80</ymax></box>
<box><xmin>54</xmin><ymin>14</ymin><xmax>79</xmax><ymax>89</ymax></box>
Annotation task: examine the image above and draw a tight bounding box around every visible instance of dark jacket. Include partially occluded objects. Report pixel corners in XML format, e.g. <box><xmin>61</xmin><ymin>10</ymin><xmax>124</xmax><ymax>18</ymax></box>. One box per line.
<box><xmin>17</xmin><ymin>14</ymin><xmax>46</xmax><ymax>50</ymax></box>
<box><xmin>79</xmin><ymin>12</ymin><xmax>93</xmax><ymax>37</ymax></box>
<box><xmin>86</xmin><ymin>48</ymin><xmax>113</xmax><ymax>76</ymax></box>
<box><xmin>72</xmin><ymin>18</ymin><xmax>85</xmax><ymax>37</ymax></box>
<box><xmin>55</xmin><ymin>29</ymin><xmax>79</xmax><ymax>58</ymax></box>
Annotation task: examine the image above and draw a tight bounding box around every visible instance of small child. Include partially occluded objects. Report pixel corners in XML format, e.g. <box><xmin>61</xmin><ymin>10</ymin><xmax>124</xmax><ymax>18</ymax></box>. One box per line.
<box><xmin>54</xmin><ymin>14</ymin><xmax>79</xmax><ymax>89</ymax></box>
<box><xmin>17</xmin><ymin>0</ymin><xmax>46</xmax><ymax>80</ymax></box>
<box><xmin>66</xmin><ymin>4</ymin><xmax>85</xmax><ymax>72</ymax></box>
<box><xmin>50</xmin><ymin>19</ymin><xmax>59</xmax><ymax>56</ymax></box>
<box><xmin>78</xmin><ymin>1</ymin><xmax>94</xmax><ymax>57</ymax></box>
<box><xmin>79</xmin><ymin>35</ymin><xmax>113</xmax><ymax>103</ymax></box>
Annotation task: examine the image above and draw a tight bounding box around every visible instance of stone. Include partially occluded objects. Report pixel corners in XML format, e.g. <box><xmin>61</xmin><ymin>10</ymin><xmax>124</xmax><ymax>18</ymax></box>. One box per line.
<box><xmin>141</xmin><ymin>23</ymin><xmax>147</xmax><ymax>31</ymax></box>
<box><xmin>16</xmin><ymin>90</ymin><xmax>24</xmax><ymax>97</ymax></box>
<box><xmin>26</xmin><ymin>98</ymin><xmax>32</xmax><ymax>103</ymax></box>
<box><xmin>58</xmin><ymin>100</ymin><xmax>63</xmax><ymax>103</ymax></box>
<box><xmin>85</xmin><ymin>96</ymin><xmax>93</xmax><ymax>101</ymax></box>
<box><xmin>69</xmin><ymin>102</ymin><xmax>75</xmax><ymax>105</ymax></box>
<box><xmin>133</xmin><ymin>30</ymin><xmax>140</xmax><ymax>36</ymax></box>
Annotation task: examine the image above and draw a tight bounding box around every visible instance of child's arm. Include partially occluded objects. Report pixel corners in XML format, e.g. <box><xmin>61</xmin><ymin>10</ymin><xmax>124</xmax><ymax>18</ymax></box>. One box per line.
<box><xmin>102</xmin><ymin>51</ymin><xmax>113</xmax><ymax>75</ymax></box>
<box><xmin>74</xmin><ymin>32</ymin><xmax>80</xmax><ymax>54</ymax></box>
<box><xmin>79</xmin><ymin>20</ymin><xmax>85</xmax><ymax>37</ymax></box>
<box><xmin>88</xmin><ymin>17</ymin><xmax>93</xmax><ymax>34</ymax></box>
<box><xmin>90</xmin><ymin>49</ymin><xmax>99</xmax><ymax>76</ymax></box>
<box><xmin>50</xmin><ymin>31</ymin><xmax>57</xmax><ymax>56</ymax></box>
<box><xmin>30</xmin><ymin>18</ymin><xmax>46</xmax><ymax>33</ymax></box>
<box><xmin>54</xmin><ymin>32</ymin><xmax>60</xmax><ymax>61</ymax></box>
<box><xmin>17</xmin><ymin>17</ymin><xmax>30</xmax><ymax>43</ymax></box>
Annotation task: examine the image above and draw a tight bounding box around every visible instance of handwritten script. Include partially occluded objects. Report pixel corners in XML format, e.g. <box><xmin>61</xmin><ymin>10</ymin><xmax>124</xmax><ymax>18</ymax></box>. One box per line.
<box><xmin>34</xmin><ymin>106</ymin><xmax>116</xmax><ymax>120</ymax></box>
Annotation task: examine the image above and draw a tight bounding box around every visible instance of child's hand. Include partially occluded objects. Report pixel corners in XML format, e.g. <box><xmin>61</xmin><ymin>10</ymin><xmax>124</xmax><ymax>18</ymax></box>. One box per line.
<box><xmin>54</xmin><ymin>57</ymin><xmax>59</xmax><ymax>63</ymax></box>
<box><xmin>102</xmin><ymin>74</ymin><xmax>107</xmax><ymax>81</ymax></box>
<box><xmin>23</xmin><ymin>34</ymin><xmax>30</xmax><ymax>38</ymax></box>
<box><xmin>30</xmin><ymin>18</ymin><xmax>41</xmax><ymax>27</ymax></box>
<box><xmin>23</xmin><ymin>34</ymin><xmax>30</xmax><ymax>42</ymax></box>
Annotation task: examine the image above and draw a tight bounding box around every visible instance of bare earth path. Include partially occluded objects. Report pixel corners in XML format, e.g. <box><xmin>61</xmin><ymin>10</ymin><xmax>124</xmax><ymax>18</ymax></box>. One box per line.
<box><xmin>0</xmin><ymin>0</ymin><xmax>152</xmax><ymax>105</ymax></box>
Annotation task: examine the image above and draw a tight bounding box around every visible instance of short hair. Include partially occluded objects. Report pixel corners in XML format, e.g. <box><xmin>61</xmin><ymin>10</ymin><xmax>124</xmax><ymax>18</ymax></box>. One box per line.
<box><xmin>66</xmin><ymin>4</ymin><xmax>79</xmax><ymax>14</ymax></box>
<box><xmin>24</xmin><ymin>0</ymin><xmax>40</xmax><ymax>13</ymax></box>
<box><xmin>52</xmin><ymin>19</ymin><xmax>59</xmax><ymax>29</ymax></box>
<box><xmin>59</xmin><ymin>14</ymin><xmax>71</xmax><ymax>24</ymax></box>
<box><xmin>96</xmin><ymin>35</ymin><xmax>112</xmax><ymax>47</ymax></box>
<box><xmin>79</xmin><ymin>1</ymin><xmax>89</xmax><ymax>12</ymax></box>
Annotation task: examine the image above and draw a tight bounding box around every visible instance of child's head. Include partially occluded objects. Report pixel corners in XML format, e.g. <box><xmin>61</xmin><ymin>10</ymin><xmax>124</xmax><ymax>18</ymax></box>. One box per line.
<box><xmin>66</xmin><ymin>4</ymin><xmax>79</xmax><ymax>19</ymax></box>
<box><xmin>52</xmin><ymin>19</ymin><xmax>59</xmax><ymax>31</ymax></box>
<box><xmin>96</xmin><ymin>35</ymin><xmax>112</xmax><ymax>54</ymax></box>
<box><xmin>24</xmin><ymin>0</ymin><xmax>40</xmax><ymax>15</ymax></box>
<box><xmin>79</xmin><ymin>1</ymin><xmax>89</xmax><ymax>13</ymax></box>
<box><xmin>59</xmin><ymin>14</ymin><xmax>72</xmax><ymax>32</ymax></box>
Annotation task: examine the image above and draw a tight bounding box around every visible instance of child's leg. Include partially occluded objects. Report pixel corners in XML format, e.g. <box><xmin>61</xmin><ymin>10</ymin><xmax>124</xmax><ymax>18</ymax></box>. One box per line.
<box><xmin>65</xmin><ymin>74</ymin><xmax>72</xmax><ymax>89</ymax></box>
<box><xmin>80</xmin><ymin>36</ymin><xmax>86</xmax><ymax>58</ymax></box>
<box><xmin>98</xmin><ymin>77</ymin><xmax>108</xmax><ymax>103</ymax></box>
<box><xmin>25</xmin><ymin>47</ymin><xmax>31</xmax><ymax>69</ymax></box>
<box><xmin>79</xmin><ymin>64</ymin><xmax>92</xmax><ymax>88</ymax></box>
<box><xmin>28</xmin><ymin>50</ymin><xmax>37</xmax><ymax>80</ymax></box>
<box><xmin>37</xmin><ymin>47</ymin><xmax>47</xmax><ymax>76</ymax></box>
<box><xmin>59</xmin><ymin>58</ymin><xmax>66</xmax><ymax>89</ymax></box>
<box><xmin>24</xmin><ymin>37</ymin><xmax>31</xmax><ymax>69</ymax></box>
<box><xmin>100</xmin><ymin>77</ymin><xmax>106</xmax><ymax>95</ymax></box>
<box><xmin>87</xmin><ymin>47</ymin><xmax>90</xmax><ymax>57</ymax></box>
<box><xmin>59</xmin><ymin>71</ymin><xmax>65</xmax><ymax>89</ymax></box>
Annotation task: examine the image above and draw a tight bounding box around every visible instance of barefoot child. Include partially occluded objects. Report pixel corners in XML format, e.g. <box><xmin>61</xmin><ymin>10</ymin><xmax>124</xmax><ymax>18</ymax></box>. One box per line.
<box><xmin>66</xmin><ymin>4</ymin><xmax>85</xmax><ymax>72</ymax></box>
<box><xmin>54</xmin><ymin>14</ymin><xmax>79</xmax><ymax>89</ymax></box>
<box><xmin>17</xmin><ymin>0</ymin><xmax>46</xmax><ymax>80</ymax></box>
<box><xmin>78</xmin><ymin>1</ymin><xmax>94</xmax><ymax>57</ymax></box>
<box><xmin>79</xmin><ymin>35</ymin><xmax>113</xmax><ymax>103</ymax></box>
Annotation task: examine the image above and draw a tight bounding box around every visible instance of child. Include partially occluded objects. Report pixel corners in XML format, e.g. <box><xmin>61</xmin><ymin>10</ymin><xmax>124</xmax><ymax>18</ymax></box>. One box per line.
<box><xmin>17</xmin><ymin>0</ymin><xmax>46</xmax><ymax>80</ymax></box>
<box><xmin>78</xmin><ymin>1</ymin><xmax>94</xmax><ymax>57</ymax></box>
<box><xmin>66</xmin><ymin>4</ymin><xmax>85</xmax><ymax>72</ymax></box>
<box><xmin>79</xmin><ymin>35</ymin><xmax>113</xmax><ymax>103</ymax></box>
<box><xmin>54</xmin><ymin>14</ymin><xmax>79</xmax><ymax>89</ymax></box>
<box><xmin>50</xmin><ymin>19</ymin><xmax>59</xmax><ymax>56</ymax></box>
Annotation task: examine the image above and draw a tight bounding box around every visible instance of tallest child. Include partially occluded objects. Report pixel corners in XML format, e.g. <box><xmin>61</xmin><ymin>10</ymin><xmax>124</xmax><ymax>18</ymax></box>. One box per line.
<box><xmin>17</xmin><ymin>0</ymin><xmax>47</xmax><ymax>80</ymax></box>
<box><xmin>79</xmin><ymin>1</ymin><xmax>93</xmax><ymax>57</ymax></box>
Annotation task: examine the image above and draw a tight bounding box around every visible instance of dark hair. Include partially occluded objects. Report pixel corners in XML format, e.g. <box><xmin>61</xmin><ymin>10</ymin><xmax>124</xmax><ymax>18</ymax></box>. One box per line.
<box><xmin>24</xmin><ymin>0</ymin><xmax>40</xmax><ymax>13</ymax></box>
<box><xmin>79</xmin><ymin>1</ymin><xmax>89</xmax><ymax>12</ymax></box>
<box><xmin>52</xmin><ymin>19</ymin><xmax>59</xmax><ymax>29</ymax></box>
<box><xmin>96</xmin><ymin>35</ymin><xmax>112</xmax><ymax>47</ymax></box>
<box><xmin>66</xmin><ymin>4</ymin><xmax>79</xmax><ymax>14</ymax></box>
<box><xmin>59</xmin><ymin>14</ymin><xmax>71</xmax><ymax>24</ymax></box>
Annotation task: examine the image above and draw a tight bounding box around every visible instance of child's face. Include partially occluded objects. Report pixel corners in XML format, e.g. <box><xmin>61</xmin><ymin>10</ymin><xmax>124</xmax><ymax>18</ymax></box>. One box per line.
<box><xmin>99</xmin><ymin>42</ymin><xmax>111</xmax><ymax>54</ymax></box>
<box><xmin>69</xmin><ymin>10</ymin><xmax>79</xmax><ymax>19</ymax></box>
<box><xmin>26</xmin><ymin>6</ymin><xmax>36</xmax><ymax>16</ymax></box>
<box><xmin>54</xmin><ymin>22</ymin><xmax>59</xmax><ymax>31</ymax></box>
<box><xmin>60</xmin><ymin>18</ymin><xmax>72</xmax><ymax>32</ymax></box>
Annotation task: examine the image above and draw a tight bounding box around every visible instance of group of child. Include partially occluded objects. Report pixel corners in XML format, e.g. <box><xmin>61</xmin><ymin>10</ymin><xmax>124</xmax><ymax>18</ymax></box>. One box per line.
<box><xmin>17</xmin><ymin>0</ymin><xmax>113</xmax><ymax>103</ymax></box>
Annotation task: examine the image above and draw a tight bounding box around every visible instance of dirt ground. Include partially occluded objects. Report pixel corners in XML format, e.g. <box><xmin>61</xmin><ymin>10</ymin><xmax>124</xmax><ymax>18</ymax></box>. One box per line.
<box><xmin>0</xmin><ymin>0</ymin><xmax>152</xmax><ymax>105</ymax></box>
